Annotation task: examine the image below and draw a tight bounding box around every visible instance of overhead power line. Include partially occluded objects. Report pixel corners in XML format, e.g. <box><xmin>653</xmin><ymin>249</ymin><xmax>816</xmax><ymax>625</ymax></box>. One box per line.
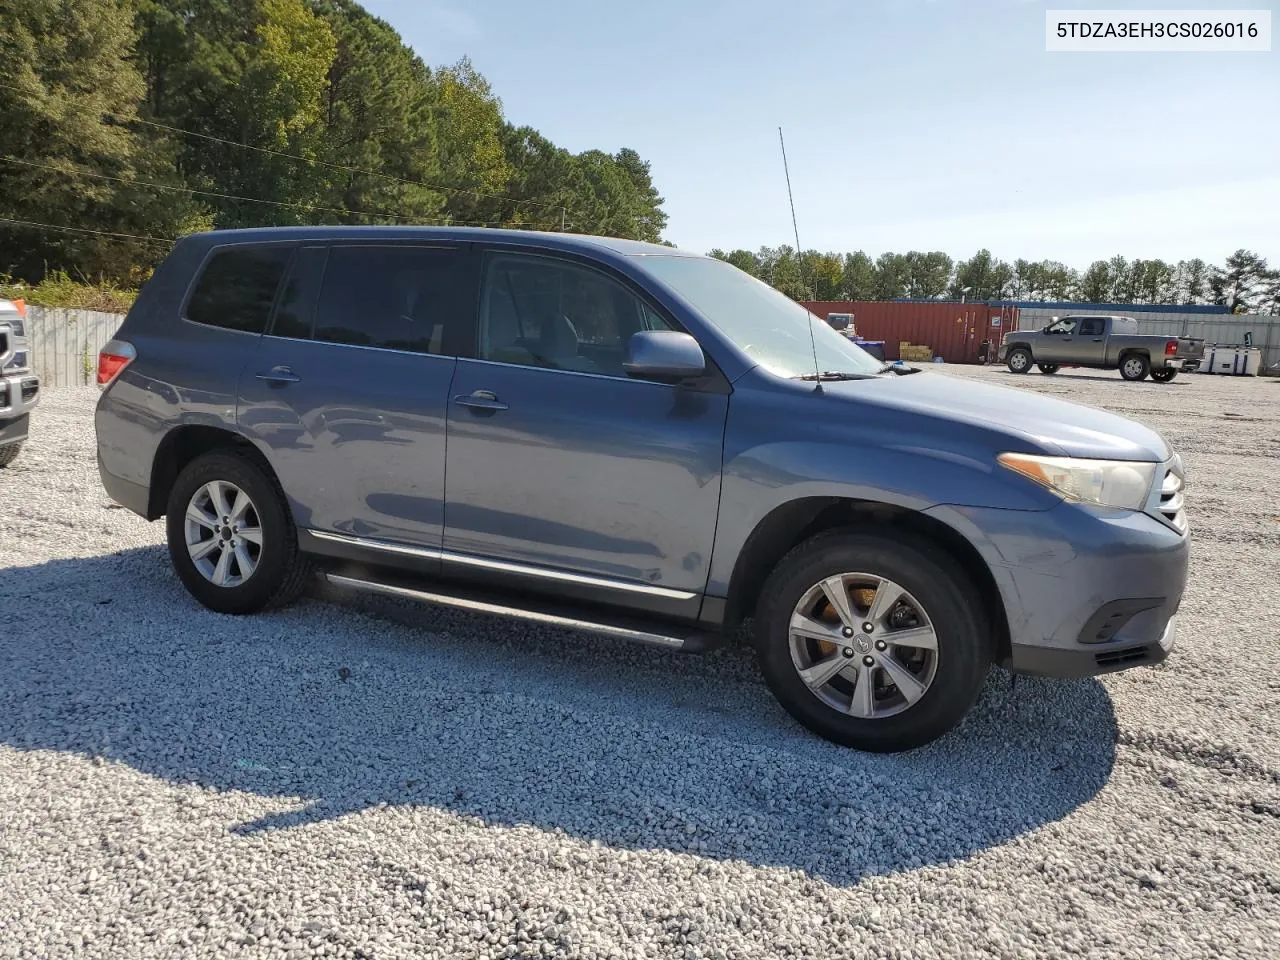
<box><xmin>0</xmin><ymin>155</ymin><xmax>506</xmax><ymax>227</ymax></box>
<box><xmin>0</xmin><ymin>216</ymin><xmax>174</xmax><ymax>247</ymax></box>
<box><xmin>0</xmin><ymin>78</ymin><xmax>567</xmax><ymax>220</ymax></box>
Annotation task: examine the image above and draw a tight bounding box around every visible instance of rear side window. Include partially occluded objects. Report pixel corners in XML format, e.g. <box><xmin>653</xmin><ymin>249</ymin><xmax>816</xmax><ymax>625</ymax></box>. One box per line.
<box><xmin>186</xmin><ymin>246</ymin><xmax>291</xmax><ymax>333</ymax></box>
<box><xmin>313</xmin><ymin>245</ymin><xmax>464</xmax><ymax>355</ymax></box>
<box><xmin>1078</xmin><ymin>317</ymin><xmax>1106</xmax><ymax>336</ymax></box>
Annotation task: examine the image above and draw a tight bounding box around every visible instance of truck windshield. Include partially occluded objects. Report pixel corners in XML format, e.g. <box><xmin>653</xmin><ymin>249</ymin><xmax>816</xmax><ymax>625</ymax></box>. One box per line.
<box><xmin>640</xmin><ymin>256</ymin><xmax>884</xmax><ymax>379</ymax></box>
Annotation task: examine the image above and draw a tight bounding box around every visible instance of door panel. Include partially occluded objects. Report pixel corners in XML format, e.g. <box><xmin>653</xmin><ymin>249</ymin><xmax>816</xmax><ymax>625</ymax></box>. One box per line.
<box><xmin>442</xmin><ymin>359</ymin><xmax>728</xmax><ymax>594</ymax></box>
<box><xmin>239</xmin><ymin>341</ymin><xmax>456</xmax><ymax>544</ymax></box>
<box><xmin>236</xmin><ymin>242</ymin><xmax>473</xmax><ymax>547</ymax></box>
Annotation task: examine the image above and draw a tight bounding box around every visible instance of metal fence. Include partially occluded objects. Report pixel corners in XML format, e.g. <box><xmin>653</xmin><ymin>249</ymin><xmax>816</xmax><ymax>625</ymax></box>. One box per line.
<box><xmin>25</xmin><ymin>306</ymin><xmax>125</xmax><ymax>387</ymax></box>
<box><xmin>1016</xmin><ymin>308</ymin><xmax>1280</xmax><ymax>374</ymax></box>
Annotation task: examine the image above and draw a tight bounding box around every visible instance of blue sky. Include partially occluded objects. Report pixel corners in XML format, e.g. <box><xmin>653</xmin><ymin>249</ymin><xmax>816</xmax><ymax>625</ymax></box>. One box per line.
<box><xmin>362</xmin><ymin>0</ymin><xmax>1277</xmax><ymax>265</ymax></box>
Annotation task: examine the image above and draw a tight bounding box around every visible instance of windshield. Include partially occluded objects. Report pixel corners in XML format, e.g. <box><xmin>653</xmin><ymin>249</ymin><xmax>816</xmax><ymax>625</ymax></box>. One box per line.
<box><xmin>640</xmin><ymin>256</ymin><xmax>884</xmax><ymax>378</ymax></box>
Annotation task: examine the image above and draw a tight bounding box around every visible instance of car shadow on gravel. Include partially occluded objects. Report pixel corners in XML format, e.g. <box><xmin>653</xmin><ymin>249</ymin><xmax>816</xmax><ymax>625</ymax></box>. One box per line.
<box><xmin>0</xmin><ymin>547</ymin><xmax>1118</xmax><ymax>888</ymax></box>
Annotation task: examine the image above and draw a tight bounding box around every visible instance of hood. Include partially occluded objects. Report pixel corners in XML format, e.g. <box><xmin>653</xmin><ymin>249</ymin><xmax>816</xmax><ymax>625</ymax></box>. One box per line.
<box><xmin>822</xmin><ymin>371</ymin><xmax>1171</xmax><ymax>462</ymax></box>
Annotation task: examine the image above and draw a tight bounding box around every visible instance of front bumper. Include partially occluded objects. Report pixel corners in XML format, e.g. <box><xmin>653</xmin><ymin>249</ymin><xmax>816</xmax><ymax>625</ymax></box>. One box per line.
<box><xmin>926</xmin><ymin>499</ymin><xmax>1188</xmax><ymax>680</ymax></box>
<box><xmin>0</xmin><ymin>371</ymin><xmax>39</xmax><ymax>436</ymax></box>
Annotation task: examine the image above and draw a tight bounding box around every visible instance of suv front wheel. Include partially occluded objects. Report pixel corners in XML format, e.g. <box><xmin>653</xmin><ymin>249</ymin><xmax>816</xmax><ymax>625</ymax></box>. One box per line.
<box><xmin>755</xmin><ymin>531</ymin><xmax>992</xmax><ymax>752</ymax></box>
<box><xmin>165</xmin><ymin>451</ymin><xmax>311</xmax><ymax>614</ymax></box>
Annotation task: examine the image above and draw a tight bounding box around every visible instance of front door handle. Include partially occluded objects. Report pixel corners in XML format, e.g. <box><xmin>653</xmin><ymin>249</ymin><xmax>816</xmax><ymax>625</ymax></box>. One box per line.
<box><xmin>255</xmin><ymin>365</ymin><xmax>301</xmax><ymax>384</ymax></box>
<box><xmin>1091</xmin><ymin>338</ymin><xmax>1104</xmax><ymax>342</ymax></box>
<box><xmin>453</xmin><ymin>389</ymin><xmax>509</xmax><ymax>412</ymax></box>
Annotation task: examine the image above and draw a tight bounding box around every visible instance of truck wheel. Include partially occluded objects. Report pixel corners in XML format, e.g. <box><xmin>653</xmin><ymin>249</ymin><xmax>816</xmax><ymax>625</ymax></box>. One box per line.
<box><xmin>1120</xmin><ymin>354</ymin><xmax>1150</xmax><ymax>381</ymax></box>
<box><xmin>165</xmin><ymin>451</ymin><xmax>312</xmax><ymax>614</ymax></box>
<box><xmin>754</xmin><ymin>530</ymin><xmax>993</xmax><ymax>752</ymax></box>
<box><xmin>1006</xmin><ymin>347</ymin><xmax>1032</xmax><ymax>374</ymax></box>
<box><xmin>1151</xmin><ymin>368</ymin><xmax>1177</xmax><ymax>383</ymax></box>
<box><xmin>0</xmin><ymin>442</ymin><xmax>22</xmax><ymax>468</ymax></box>
<box><xmin>1036</xmin><ymin>363</ymin><xmax>1060</xmax><ymax>375</ymax></box>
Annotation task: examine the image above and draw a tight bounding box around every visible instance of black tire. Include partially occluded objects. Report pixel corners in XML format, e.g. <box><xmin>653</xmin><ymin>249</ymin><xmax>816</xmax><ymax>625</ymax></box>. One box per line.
<box><xmin>1119</xmin><ymin>353</ymin><xmax>1150</xmax><ymax>381</ymax></box>
<box><xmin>1151</xmin><ymin>368</ymin><xmax>1177</xmax><ymax>383</ymax></box>
<box><xmin>754</xmin><ymin>530</ymin><xmax>993</xmax><ymax>752</ymax></box>
<box><xmin>1006</xmin><ymin>347</ymin><xmax>1032</xmax><ymax>374</ymax></box>
<box><xmin>1036</xmin><ymin>363</ymin><xmax>1060</xmax><ymax>375</ymax></box>
<box><xmin>0</xmin><ymin>442</ymin><xmax>21</xmax><ymax>468</ymax></box>
<box><xmin>165</xmin><ymin>451</ymin><xmax>311</xmax><ymax>614</ymax></box>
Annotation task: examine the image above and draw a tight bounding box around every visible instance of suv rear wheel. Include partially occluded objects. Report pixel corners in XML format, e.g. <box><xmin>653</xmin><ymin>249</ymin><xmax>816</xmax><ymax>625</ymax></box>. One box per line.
<box><xmin>754</xmin><ymin>531</ymin><xmax>992</xmax><ymax>752</ymax></box>
<box><xmin>165</xmin><ymin>451</ymin><xmax>311</xmax><ymax>614</ymax></box>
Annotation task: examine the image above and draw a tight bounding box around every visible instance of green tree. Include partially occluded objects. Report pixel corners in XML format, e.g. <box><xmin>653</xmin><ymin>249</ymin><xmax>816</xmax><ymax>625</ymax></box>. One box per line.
<box><xmin>873</xmin><ymin>252</ymin><xmax>909</xmax><ymax>299</ymax></box>
<box><xmin>1076</xmin><ymin>261</ymin><xmax>1112</xmax><ymax>302</ymax></box>
<box><xmin>1172</xmin><ymin>258</ymin><xmax>1211</xmax><ymax>304</ymax></box>
<box><xmin>840</xmin><ymin>252</ymin><xmax>876</xmax><ymax>299</ymax></box>
<box><xmin>904</xmin><ymin>251</ymin><xmax>953</xmax><ymax>298</ymax></box>
<box><xmin>802</xmin><ymin>251</ymin><xmax>845</xmax><ymax>300</ymax></box>
<box><xmin>951</xmin><ymin>249</ymin><xmax>1012</xmax><ymax>300</ymax></box>
<box><xmin>0</xmin><ymin>0</ymin><xmax>204</xmax><ymax>279</ymax></box>
<box><xmin>1211</xmin><ymin>249</ymin><xmax>1272</xmax><ymax>312</ymax></box>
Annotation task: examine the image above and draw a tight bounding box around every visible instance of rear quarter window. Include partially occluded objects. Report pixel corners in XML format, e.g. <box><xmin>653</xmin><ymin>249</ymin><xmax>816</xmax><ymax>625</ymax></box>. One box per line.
<box><xmin>186</xmin><ymin>246</ymin><xmax>292</xmax><ymax>333</ymax></box>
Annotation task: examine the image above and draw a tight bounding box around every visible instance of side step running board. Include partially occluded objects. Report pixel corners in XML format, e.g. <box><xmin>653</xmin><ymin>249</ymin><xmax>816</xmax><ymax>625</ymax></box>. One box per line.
<box><xmin>323</xmin><ymin>571</ymin><xmax>723</xmax><ymax>652</ymax></box>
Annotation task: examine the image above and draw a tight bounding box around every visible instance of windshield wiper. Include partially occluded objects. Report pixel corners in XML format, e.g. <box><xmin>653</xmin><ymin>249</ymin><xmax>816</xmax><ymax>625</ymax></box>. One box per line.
<box><xmin>792</xmin><ymin>370</ymin><xmax>879</xmax><ymax>381</ymax></box>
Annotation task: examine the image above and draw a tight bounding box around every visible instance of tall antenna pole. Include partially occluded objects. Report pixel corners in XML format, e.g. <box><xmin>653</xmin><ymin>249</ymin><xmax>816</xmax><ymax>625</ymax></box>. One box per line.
<box><xmin>779</xmin><ymin>126</ymin><xmax>821</xmax><ymax>388</ymax></box>
<box><xmin>778</xmin><ymin>127</ymin><xmax>804</xmax><ymax>262</ymax></box>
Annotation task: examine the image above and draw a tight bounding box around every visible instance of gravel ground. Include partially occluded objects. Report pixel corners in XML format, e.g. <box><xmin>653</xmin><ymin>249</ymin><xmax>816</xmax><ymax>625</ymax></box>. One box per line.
<box><xmin>1</xmin><ymin>370</ymin><xmax>1278</xmax><ymax>960</ymax></box>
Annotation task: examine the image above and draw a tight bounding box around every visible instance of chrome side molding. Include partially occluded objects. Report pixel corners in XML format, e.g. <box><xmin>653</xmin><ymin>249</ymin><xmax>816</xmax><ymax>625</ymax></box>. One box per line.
<box><xmin>306</xmin><ymin>529</ymin><xmax>697</xmax><ymax>600</ymax></box>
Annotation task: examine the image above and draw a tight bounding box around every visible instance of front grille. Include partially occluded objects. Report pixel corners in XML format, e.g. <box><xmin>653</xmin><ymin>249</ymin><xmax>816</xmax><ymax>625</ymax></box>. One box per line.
<box><xmin>1095</xmin><ymin>646</ymin><xmax>1150</xmax><ymax>668</ymax></box>
<box><xmin>1158</xmin><ymin>467</ymin><xmax>1186</xmax><ymax>532</ymax></box>
<box><xmin>1146</xmin><ymin>457</ymin><xmax>1187</xmax><ymax>534</ymax></box>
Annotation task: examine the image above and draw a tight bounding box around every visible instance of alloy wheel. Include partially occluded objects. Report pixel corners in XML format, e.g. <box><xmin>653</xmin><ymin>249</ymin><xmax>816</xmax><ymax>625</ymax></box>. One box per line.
<box><xmin>788</xmin><ymin>573</ymin><xmax>939</xmax><ymax>719</ymax></box>
<box><xmin>184</xmin><ymin>480</ymin><xmax>263</xmax><ymax>587</ymax></box>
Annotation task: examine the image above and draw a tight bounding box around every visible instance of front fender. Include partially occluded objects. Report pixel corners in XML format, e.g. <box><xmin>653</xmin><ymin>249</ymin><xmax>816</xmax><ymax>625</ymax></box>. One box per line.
<box><xmin>705</xmin><ymin>382</ymin><xmax>1061</xmax><ymax>595</ymax></box>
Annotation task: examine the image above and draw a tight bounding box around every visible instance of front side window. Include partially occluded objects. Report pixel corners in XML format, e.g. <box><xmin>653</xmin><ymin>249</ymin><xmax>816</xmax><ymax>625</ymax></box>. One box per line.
<box><xmin>1044</xmin><ymin>317</ymin><xmax>1079</xmax><ymax>335</ymax></box>
<box><xmin>479</xmin><ymin>253</ymin><xmax>671</xmax><ymax>377</ymax></box>
<box><xmin>186</xmin><ymin>246</ymin><xmax>292</xmax><ymax>333</ymax></box>
<box><xmin>313</xmin><ymin>245</ymin><xmax>464</xmax><ymax>355</ymax></box>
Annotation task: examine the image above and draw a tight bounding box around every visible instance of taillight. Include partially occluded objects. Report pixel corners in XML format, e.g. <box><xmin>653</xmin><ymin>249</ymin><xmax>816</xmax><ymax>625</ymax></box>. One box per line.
<box><xmin>1165</xmin><ymin>340</ymin><xmax>1177</xmax><ymax>356</ymax></box>
<box><xmin>98</xmin><ymin>339</ymin><xmax>136</xmax><ymax>387</ymax></box>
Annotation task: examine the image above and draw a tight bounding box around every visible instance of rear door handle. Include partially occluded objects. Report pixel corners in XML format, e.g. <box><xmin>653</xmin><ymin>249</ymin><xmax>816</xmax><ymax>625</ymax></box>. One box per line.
<box><xmin>453</xmin><ymin>389</ymin><xmax>509</xmax><ymax>412</ymax></box>
<box><xmin>255</xmin><ymin>365</ymin><xmax>301</xmax><ymax>384</ymax></box>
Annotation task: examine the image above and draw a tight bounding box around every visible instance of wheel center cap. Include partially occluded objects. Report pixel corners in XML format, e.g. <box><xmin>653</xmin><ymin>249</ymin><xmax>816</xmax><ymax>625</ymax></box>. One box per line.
<box><xmin>220</xmin><ymin>525</ymin><xmax>233</xmax><ymax>541</ymax></box>
<box><xmin>854</xmin><ymin>636</ymin><xmax>872</xmax><ymax>654</ymax></box>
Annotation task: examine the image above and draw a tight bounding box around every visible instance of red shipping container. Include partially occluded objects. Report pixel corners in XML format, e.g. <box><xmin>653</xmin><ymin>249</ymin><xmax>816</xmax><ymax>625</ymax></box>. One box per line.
<box><xmin>802</xmin><ymin>301</ymin><xmax>1020</xmax><ymax>364</ymax></box>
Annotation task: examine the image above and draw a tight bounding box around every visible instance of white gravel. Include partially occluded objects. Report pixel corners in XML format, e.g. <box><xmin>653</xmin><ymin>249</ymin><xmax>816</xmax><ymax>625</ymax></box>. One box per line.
<box><xmin>1</xmin><ymin>371</ymin><xmax>1278</xmax><ymax>960</ymax></box>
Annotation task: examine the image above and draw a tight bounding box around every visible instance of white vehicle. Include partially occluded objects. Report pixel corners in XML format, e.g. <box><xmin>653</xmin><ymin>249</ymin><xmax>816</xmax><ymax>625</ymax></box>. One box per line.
<box><xmin>0</xmin><ymin>298</ymin><xmax>40</xmax><ymax>467</ymax></box>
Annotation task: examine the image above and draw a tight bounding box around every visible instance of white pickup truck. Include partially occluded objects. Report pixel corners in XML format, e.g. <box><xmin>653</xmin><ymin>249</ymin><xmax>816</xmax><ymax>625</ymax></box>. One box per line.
<box><xmin>0</xmin><ymin>298</ymin><xmax>40</xmax><ymax>466</ymax></box>
<box><xmin>999</xmin><ymin>314</ymin><xmax>1205</xmax><ymax>382</ymax></box>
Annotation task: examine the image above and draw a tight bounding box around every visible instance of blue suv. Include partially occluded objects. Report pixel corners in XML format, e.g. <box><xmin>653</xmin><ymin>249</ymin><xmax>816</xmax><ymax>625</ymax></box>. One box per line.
<box><xmin>95</xmin><ymin>228</ymin><xmax>1189</xmax><ymax>751</ymax></box>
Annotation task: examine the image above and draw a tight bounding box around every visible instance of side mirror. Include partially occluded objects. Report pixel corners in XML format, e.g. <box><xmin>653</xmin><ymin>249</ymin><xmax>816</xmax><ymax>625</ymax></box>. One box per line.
<box><xmin>623</xmin><ymin>330</ymin><xmax>706</xmax><ymax>381</ymax></box>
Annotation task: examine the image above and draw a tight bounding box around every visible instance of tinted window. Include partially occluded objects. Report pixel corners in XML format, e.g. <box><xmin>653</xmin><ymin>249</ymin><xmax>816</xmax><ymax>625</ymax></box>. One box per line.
<box><xmin>1078</xmin><ymin>317</ymin><xmax>1106</xmax><ymax>336</ymax></box>
<box><xmin>313</xmin><ymin>245</ymin><xmax>463</xmax><ymax>355</ymax></box>
<box><xmin>271</xmin><ymin>246</ymin><xmax>328</xmax><ymax>340</ymax></box>
<box><xmin>186</xmin><ymin>246</ymin><xmax>291</xmax><ymax>333</ymax></box>
<box><xmin>479</xmin><ymin>253</ymin><xmax>671</xmax><ymax>377</ymax></box>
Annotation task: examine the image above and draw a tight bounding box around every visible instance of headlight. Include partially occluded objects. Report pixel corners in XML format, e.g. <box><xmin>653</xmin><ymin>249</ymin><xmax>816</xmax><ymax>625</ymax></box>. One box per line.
<box><xmin>998</xmin><ymin>453</ymin><xmax>1157</xmax><ymax>510</ymax></box>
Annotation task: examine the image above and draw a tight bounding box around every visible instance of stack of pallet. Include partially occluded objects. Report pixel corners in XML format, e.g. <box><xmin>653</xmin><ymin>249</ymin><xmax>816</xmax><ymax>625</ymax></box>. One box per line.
<box><xmin>898</xmin><ymin>341</ymin><xmax>934</xmax><ymax>363</ymax></box>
